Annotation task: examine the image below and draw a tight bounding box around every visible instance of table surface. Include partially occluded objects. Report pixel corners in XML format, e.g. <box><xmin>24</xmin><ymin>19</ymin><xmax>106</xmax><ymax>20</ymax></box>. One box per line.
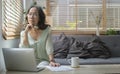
<box><xmin>5</xmin><ymin>64</ymin><xmax>120</xmax><ymax>74</ymax></box>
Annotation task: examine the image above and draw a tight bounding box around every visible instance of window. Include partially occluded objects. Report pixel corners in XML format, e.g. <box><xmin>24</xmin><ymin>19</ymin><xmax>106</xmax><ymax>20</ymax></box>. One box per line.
<box><xmin>106</xmin><ymin>0</ymin><xmax>120</xmax><ymax>30</ymax></box>
<box><xmin>2</xmin><ymin>0</ymin><xmax>23</xmax><ymax>40</ymax></box>
<box><xmin>48</xmin><ymin>0</ymin><xmax>120</xmax><ymax>34</ymax></box>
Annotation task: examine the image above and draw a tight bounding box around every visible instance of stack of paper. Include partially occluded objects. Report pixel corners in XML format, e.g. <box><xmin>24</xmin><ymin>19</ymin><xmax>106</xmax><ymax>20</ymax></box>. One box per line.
<box><xmin>46</xmin><ymin>65</ymin><xmax>74</xmax><ymax>72</ymax></box>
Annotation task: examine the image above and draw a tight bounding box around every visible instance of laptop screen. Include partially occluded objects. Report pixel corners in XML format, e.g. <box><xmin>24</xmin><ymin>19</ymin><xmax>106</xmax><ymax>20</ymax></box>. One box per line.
<box><xmin>2</xmin><ymin>48</ymin><xmax>42</xmax><ymax>72</ymax></box>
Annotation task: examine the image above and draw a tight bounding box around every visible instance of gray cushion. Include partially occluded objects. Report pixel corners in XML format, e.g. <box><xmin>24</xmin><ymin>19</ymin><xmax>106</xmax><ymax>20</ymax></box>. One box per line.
<box><xmin>55</xmin><ymin>58</ymin><xmax>70</xmax><ymax>65</ymax></box>
<box><xmin>100</xmin><ymin>35</ymin><xmax>120</xmax><ymax>57</ymax></box>
<box><xmin>67</xmin><ymin>36</ymin><xmax>111</xmax><ymax>59</ymax></box>
<box><xmin>55</xmin><ymin>58</ymin><xmax>120</xmax><ymax>65</ymax></box>
<box><xmin>53</xmin><ymin>33</ymin><xmax>73</xmax><ymax>58</ymax></box>
<box><xmin>79</xmin><ymin>58</ymin><xmax>120</xmax><ymax>65</ymax></box>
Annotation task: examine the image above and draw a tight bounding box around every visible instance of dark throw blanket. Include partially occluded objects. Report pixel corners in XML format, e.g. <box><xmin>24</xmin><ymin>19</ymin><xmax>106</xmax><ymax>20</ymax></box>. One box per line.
<box><xmin>67</xmin><ymin>36</ymin><xmax>111</xmax><ymax>59</ymax></box>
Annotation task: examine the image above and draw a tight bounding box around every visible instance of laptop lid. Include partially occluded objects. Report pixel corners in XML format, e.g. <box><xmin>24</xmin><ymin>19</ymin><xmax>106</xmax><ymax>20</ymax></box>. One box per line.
<box><xmin>2</xmin><ymin>48</ymin><xmax>44</xmax><ymax>72</ymax></box>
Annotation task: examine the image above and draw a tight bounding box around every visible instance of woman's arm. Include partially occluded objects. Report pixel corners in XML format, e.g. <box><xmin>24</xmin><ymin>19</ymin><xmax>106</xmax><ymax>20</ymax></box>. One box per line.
<box><xmin>46</xmin><ymin>28</ymin><xmax>60</xmax><ymax>66</ymax></box>
<box><xmin>23</xmin><ymin>31</ymin><xmax>29</xmax><ymax>46</ymax></box>
<box><xmin>19</xmin><ymin>24</ymin><xmax>32</xmax><ymax>48</ymax></box>
<box><xmin>48</xmin><ymin>54</ymin><xmax>60</xmax><ymax>67</ymax></box>
<box><xmin>19</xmin><ymin>31</ymin><xmax>30</xmax><ymax>48</ymax></box>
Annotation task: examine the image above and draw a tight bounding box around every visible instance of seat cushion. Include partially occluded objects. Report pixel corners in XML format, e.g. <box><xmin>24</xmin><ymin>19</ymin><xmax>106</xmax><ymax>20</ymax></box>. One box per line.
<box><xmin>55</xmin><ymin>58</ymin><xmax>120</xmax><ymax>65</ymax></box>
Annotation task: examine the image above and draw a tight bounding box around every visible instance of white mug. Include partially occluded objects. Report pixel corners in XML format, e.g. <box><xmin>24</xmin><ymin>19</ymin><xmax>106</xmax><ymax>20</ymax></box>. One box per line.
<box><xmin>69</xmin><ymin>57</ymin><xmax>80</xmax><ymax>68</ymax></box>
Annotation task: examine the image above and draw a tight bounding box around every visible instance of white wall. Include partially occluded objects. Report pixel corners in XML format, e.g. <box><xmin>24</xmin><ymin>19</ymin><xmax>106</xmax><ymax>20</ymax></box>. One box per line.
<box><xmin>23</xmin><ymin>0</ymin><xmax>33</xmax><ymax>11</ymax></box>
<box><xmin>0</xmin><ymin>0</ymin><xmax>6</xmax><ymax>73</ymax></box>
<box><xmin>0</xmin><ymin>49</ymin><xmax>6</xmax><ymax>74</ymax></box>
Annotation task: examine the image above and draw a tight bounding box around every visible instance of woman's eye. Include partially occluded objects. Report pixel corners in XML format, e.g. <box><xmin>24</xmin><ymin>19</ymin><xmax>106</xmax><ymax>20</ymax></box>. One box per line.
<box><xmin>28</xmin><ymin>13</ymin><xmax>32</xmax><ymax>16</ymax></box>
<box><xmin>28</xmin><ymin>13</ymin><xmax>38</xmax><ymax>16</ymax></box>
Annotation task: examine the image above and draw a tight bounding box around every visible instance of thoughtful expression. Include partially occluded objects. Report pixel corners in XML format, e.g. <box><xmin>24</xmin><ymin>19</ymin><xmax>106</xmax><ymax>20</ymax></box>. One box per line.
<box><xmin>27</xmin><ymin>7</ymin><xmax>39</xmax><ymax>26</ymax></box>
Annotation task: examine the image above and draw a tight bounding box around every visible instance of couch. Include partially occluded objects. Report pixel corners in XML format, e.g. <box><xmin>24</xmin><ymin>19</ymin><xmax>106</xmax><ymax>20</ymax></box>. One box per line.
<box><xmin>52</xmin><ymin>34</ymin><xmax>120</xmax><ymax>65</ymax></box>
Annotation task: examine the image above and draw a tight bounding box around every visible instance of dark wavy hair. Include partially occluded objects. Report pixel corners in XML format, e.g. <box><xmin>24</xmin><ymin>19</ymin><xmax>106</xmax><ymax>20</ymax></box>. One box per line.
<box><xmin>25</xmin><ymin>5</ymin><xmax>49</xmax><ymax>30</ymax></box>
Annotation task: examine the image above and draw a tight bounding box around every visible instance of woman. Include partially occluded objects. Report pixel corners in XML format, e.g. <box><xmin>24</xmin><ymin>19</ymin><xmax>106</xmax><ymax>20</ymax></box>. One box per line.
<box><xmin>19</xmin><ymin>5</ymin><xmax>60</xmax><ymax>67</ymax></box>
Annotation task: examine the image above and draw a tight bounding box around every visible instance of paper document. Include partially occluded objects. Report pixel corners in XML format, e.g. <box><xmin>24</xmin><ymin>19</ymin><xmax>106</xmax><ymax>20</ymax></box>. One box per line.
<box><xmin>46</xmin><ymin>65</ymin><xmax>74</xmax><ymax>71</ymax></box>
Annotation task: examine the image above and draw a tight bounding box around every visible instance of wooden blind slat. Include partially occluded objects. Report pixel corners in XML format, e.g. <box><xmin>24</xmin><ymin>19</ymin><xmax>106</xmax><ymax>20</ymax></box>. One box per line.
<box><xmin>2</xmin><ymin>0</ymin><xmax>23</xmax><ymax>40</ymax></box>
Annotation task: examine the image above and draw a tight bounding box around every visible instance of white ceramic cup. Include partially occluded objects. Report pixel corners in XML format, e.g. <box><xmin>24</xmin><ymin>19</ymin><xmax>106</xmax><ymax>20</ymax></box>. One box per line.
<box><xmin>69</xmin><ymin>57</ymin><xmax>79</xmax><ymax>68</ymax></box>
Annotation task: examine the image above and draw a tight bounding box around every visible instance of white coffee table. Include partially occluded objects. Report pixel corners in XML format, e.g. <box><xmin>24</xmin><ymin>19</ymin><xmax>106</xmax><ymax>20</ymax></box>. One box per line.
<box><xmin>6</xmin><ymin>64</ymin><xmax>120</xmax><ymax>74</ymax></box>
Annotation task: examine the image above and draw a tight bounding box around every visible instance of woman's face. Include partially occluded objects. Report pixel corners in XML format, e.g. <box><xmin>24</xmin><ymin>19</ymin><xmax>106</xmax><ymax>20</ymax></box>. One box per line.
<box><xmin>27</xmin><ymin>7</ymin><xmax>39</xmax><ymax>26</ymax></box>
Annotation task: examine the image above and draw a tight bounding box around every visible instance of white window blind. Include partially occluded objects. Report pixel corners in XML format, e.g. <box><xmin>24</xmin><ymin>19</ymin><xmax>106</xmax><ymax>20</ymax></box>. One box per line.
<box><xmin>106</xmin><ymin>4</ymin><xmax>120</xmax><ymax>30</ymax></box>
<box><xmin>2</xmin><ymin>0</ymin><xmax>23</xmax><ymax>40</ymax></box>
<box><xmin>50</xmin><ymin>0</ymin><xmax>103</xmax><ymax>31</ymax></box>
<box><xmin>49</xmin><ymin>0</ymin><xmax>120</xmax><ymax>34</ymax></box>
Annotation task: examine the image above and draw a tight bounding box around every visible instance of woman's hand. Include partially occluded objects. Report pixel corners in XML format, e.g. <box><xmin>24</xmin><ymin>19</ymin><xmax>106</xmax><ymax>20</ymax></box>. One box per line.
<box><xmin>48</xmin><ymin>55</ymin><xmax>60</xmax><ymax>67</ymax></box>
<box><xmin>25</xmin><ymin>24</ymin><xmax>33</xmax><ymax>33</ymax></box>
<box><xmin>49</xmin><ymin>61</ymin><xmax>60</xmax><ymax>67</ymax></box>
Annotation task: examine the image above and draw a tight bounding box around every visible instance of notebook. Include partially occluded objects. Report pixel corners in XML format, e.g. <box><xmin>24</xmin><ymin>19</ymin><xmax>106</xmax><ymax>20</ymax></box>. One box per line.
<box><xmin>2</xmin><ymin>48</ymin><xmax>44</xmax><ymax>72</ymax></box>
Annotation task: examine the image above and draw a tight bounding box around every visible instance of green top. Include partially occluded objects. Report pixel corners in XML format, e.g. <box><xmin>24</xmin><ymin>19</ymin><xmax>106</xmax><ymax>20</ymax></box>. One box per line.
<box><xmin>19</xmin><ymin>27</ymin><xmax>53</xmax><ymax>62</ymax></box>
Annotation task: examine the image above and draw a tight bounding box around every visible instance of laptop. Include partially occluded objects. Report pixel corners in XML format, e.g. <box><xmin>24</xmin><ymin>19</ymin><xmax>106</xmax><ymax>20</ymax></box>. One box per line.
<box><xmin>2</xmin><ymin>48</ymin><xmax>45</xmax><ymax>72</ymax></box>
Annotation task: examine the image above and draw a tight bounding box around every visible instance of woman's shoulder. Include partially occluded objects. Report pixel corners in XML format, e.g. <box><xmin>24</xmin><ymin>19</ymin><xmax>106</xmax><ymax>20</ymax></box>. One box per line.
<box><xmin>42</xmin><ymin>26</ymin><xmax>51</xmax><ymax>35</ymax></box>
<box><xmin>45</xmin><ymin>25</ymin><xmax>51</xmax><ymax>31</ymax></box>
